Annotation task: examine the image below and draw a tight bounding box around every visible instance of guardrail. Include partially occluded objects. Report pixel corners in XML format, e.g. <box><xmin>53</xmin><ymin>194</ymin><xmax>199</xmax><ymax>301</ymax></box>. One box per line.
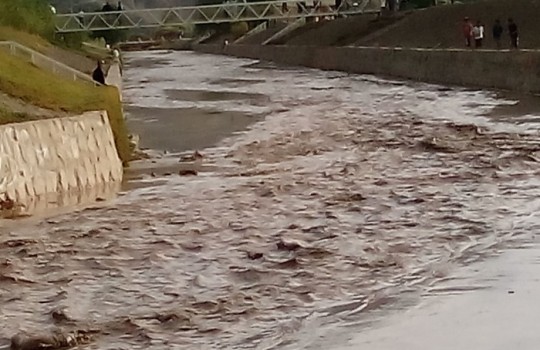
<box><xmin>55</xmin><ymin>0</ymin><xmax>382</xmax><ymax>33</ymax></box>
<box><xmin>0</xmin><ymin>41</ymin><xmax>98</xmax><ymax>85</ymax></box>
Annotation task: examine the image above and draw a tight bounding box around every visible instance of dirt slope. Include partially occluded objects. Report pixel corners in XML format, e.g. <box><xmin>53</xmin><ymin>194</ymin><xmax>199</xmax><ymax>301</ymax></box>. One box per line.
<box><xmin>241</xmin><ymin>22</ymin><xmax>288</xmax><ymax>45</ymax></box>
<box><xmin>357</xmin><ymin>0</ymin><xmax>540</xmax><ymax>49</ymax></box>
<box><xmin>285</xmin><ymin>14</ymin><xmax>394</xmax><ymax>46</ymax></box>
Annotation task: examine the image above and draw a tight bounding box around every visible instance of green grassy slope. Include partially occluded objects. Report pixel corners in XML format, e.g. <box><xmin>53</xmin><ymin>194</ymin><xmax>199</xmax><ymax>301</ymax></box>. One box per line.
<box><xmin>0</xmin><ymin>52</ymin><xmax>131</xmax><ymax>163</ymax></box>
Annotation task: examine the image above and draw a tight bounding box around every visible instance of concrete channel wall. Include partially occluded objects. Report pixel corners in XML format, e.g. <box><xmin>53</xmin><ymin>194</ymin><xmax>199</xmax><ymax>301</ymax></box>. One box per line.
<box><xmin>0</xmin><ymin>111</ymin><xmax>123</xmax><ymax>207</ymax></box>
<box><xmin>196</xmin><ymin>44</ymin><xmax>540</xmax><ymax>94</ymax></box>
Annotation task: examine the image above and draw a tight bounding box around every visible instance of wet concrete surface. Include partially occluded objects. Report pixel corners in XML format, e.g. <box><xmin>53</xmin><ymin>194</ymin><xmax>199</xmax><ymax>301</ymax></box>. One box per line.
<box><xmin>1</xmin><ymin>51</ymin><xmax>540</xmax><ymax>349</ymax></box>
<box><xmin>333</xmin><ymin>239</ymin><xmax>540</xmax><ymax>350</ymax></box>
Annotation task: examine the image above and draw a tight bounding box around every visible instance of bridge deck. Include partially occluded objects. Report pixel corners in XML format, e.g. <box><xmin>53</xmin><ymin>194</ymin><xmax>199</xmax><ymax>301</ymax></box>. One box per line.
<box><xmin>55</xmin><ymin>0</ymin><xmax>382</xmax><ymax>33</ymax></box>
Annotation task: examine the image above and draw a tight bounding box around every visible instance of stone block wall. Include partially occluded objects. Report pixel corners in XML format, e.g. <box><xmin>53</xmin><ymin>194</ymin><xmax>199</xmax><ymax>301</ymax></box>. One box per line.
<box><xmin>0</xmin><ymin>111</ymin><xmax>123</xmax><ymax>209</ymax></box>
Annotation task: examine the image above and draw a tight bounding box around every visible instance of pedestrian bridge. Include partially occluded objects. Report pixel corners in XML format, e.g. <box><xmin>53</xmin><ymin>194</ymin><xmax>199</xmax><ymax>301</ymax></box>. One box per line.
<box><xmin>54</xmin><ymin>0</ymin><xmax>382</xmax><ymax>34</ymax></box>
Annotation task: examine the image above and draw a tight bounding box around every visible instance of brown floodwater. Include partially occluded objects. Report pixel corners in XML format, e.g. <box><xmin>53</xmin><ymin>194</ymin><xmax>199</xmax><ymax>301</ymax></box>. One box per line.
<box><xmin>1</xmin><ymin>51</ymin><xmax>540</xmax><ymax>349</ymax></box>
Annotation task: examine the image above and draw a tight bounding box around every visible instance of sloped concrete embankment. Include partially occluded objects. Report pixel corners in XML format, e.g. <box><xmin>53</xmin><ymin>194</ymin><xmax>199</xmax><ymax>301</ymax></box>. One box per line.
<box><xmin>0</xmin><ymin>111</ymin><xmax>123</xmax><ymax>214</ymax></box>
<box><xmin>196</xmin><ymin>44</ymin><xmax>540</xmax><ymax>94</ymax></box>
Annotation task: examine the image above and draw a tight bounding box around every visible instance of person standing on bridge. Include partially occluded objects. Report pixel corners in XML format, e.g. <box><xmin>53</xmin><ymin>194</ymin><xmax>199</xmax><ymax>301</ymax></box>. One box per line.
<box><xmin>297</xmin><ymin>1</ymin><xmax>307</xmax><ymax>13</ymax></box>
<box><xmin>77</xmin><ymin>10</ymin><xmax>85</xmax><ymax>28</ymax></box>
<box><xmin>117</xmin><ymin>1</ymin><xmax>123</xmax><ymax>11</ymax></box>
<box><xmin>102</xmin><ymin>1</ymin><xmax>114</xmax><ymax>12</ymax></box>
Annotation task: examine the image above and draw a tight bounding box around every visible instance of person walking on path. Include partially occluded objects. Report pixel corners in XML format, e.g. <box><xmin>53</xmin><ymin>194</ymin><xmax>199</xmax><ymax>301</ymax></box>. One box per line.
<box><xmin>472</xmin><ymin>20</ymin><xmax>484</xmax><ymax>48</ymax></box>
<box><xmin>462</xmin><ymin>17</ymin><xmax>473</xmax><ymax>47</ymax></box>
<box><xmin>508</xmin><ymin>18</ymin><xmax>519</xmax><ymax>49</ymax></box>
<box><xmin>92</xmin><ymin>61</ymin><xmax>106</xmax><ymax>85</ymax></box>
<box><xmin>492</xmin><ymin>19</ymin><xmax>503</xmax><ymax>49</ymax></box>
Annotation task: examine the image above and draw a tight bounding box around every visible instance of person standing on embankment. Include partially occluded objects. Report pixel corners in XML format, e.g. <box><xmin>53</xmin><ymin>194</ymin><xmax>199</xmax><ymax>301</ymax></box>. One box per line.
<box><xmin>462</xmin><ymin>17</ymin><xmax>473</xmax><ymax>47</ymax></box>
<box><xmin>492</xmin><ymin>19</ymin><xmax>503</xmax><ymax>49</ymax></box>
<box><xmin>471</xmin><ymin>20</ymin><xmax>484</xmax><ymax>48</ymax></box>
<box><xmin>92</xmin><ymin>61</ymin><xmax>106</xmax><ymax>85</ymax></box>
<box><xmin>508</xmin><ymin>18</ymin><xmax>519</xmax><ymax>49</ymax></box>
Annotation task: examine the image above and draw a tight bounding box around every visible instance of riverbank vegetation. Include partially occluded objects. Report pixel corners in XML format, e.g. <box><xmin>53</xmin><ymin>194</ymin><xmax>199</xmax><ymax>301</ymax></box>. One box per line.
<box><xmin>0</xmin><ymin>0</ymin><xmax>130</xmax><ymax>163</ymax></box>
<box><xmin>0</xmin><ymin>26</ymin><xmax>52</xmax><ymax>52</ymax></box>
<box><xmin>0</xmin><ymin>0</ymin><xmax>55</xmax><ymax>39</ymax></box>
<box><xmin>0</xmin><ymin>52</ymin><xmax>130</xmax><ymax>162</ymax></box>
<box><xmin>0</xmin><ymin>108</ymin><xmax>37</xmax><ymax>124</ymax></box>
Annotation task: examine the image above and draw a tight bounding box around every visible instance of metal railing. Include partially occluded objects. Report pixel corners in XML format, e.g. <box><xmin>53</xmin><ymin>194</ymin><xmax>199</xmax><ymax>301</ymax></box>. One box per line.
<box><xmin>55</xmin><ymin>0</ymin><xmax>382</xmax><ymax>33</ymax></box>
<box><xmin>0</xmin><ymin>41</ymin><xmax>98</xmax><ymax>85</ymax></box>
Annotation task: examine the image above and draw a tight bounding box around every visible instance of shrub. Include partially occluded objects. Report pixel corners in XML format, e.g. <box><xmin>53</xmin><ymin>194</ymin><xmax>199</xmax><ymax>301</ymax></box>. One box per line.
<box><xmin>0</xmin><ymin>0</ymin><xmax>55</xmax><ymax>39</ymax></box>
<box><xmin>231</xmin><ymin>22</ymin><xmax>249</xmax><ymax>37</ymax></box>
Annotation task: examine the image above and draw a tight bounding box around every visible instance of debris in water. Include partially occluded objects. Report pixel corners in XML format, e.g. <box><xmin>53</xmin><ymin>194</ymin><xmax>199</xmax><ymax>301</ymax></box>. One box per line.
<box><xmin>246</xmin><ymin>251</ymin><xmax>263</xmax><ymax>260</ymax></box>
<box><xmin>418</xmin><ymin>137</ymin><xmax>456</xmax><ymax>153</ymax></box>
<box><xmin>179</xmin><ymin>150</ymin><xmax>204</xmax><ymax>162</ymax></box>
<box><xmin>178</xmin><ymin>169</ymin><xmax>198</xmax><ymax>176</ymax></box>
<box><xmin>10</xmin><ymin>329</ymin><xmax>91</xmax><ymax>350</ymax></box>
<box><xmin>0</xmin><ymin>197</ymin><xmax>15</xmax><ymax>210</ymax></box>
<box><xmin>276</xmin><ymin>239</ymin><xmax>303</xmax><ymax>251</ymax></box>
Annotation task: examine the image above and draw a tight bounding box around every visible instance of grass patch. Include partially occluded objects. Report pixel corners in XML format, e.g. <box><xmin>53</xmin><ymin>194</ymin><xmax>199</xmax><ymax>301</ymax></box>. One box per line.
<box><xmin>0</xmin><ymin>107</ymin><xmax>38</xmax><ymax>124</ymax></box>
<box><xmin>0</xmin><ymin>26</ymin><xmax>51</xmax><ymax>52</ymax></box>
<box><xmin>0</xmin><ymin>52</ymin><xmax>131</xmax><ymax>164</ymax></box>
<box><xmin>0</xmin><ymin>0</ymin><xmax>54</xmax><ymax>40</ymax></box>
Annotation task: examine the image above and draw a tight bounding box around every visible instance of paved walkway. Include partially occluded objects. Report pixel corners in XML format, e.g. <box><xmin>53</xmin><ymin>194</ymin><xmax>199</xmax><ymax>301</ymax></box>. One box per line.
<box><xmin>106</xmin><ymin>62</ymin><xmax>123</xmax><ymax>101</ymax></box>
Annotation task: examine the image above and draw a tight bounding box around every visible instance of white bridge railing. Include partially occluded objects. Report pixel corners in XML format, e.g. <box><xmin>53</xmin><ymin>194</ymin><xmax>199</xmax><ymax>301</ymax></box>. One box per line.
<box><xmin>0</xmin><ymin>41</ymin><xmax>98</xmax><ymax>85</ymax></box>
<box><xmin>55</xmin><ymin>0</ymin><xmax>382</xmax><ymax>33</ymax></box>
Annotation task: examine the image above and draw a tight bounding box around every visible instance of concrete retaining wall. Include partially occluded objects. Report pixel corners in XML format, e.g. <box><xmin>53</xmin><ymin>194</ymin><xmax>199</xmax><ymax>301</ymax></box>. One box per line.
<box><xmin>0</xmin><ymin>111</ymin><xmax>123</xmax><ymax>208</ymax></box>
<box><xmin>195</xmin><ymin>44</ymin><xmax>540</xmax><ymax>94</ymax></box>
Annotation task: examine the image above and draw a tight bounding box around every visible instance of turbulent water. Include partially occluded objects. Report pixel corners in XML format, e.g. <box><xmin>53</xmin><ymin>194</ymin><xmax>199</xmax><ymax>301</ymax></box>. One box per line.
<box><xmin>1</xmin><ymin>51</ymin><xmax>540</xmax><ymax>349</ymax></box>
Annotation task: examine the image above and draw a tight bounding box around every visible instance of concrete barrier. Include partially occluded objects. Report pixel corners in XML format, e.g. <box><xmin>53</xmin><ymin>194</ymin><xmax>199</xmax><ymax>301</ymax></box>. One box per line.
<box><xmin>0</xmin><ymin>111</ymin><xmax>123</xmax><ymax>210</ymax></box>
<box><xmin>195</xmin><ymin>44</ymin><xmax>540</xmax><ymax>94</ymax></box>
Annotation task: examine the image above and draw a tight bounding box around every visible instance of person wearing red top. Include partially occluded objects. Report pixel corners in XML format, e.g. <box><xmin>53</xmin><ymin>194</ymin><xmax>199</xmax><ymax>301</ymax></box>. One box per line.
<box><xmin>462</xmin><ymin>17</ymin><xmax>474</xmax><ymax>47</ymax></box>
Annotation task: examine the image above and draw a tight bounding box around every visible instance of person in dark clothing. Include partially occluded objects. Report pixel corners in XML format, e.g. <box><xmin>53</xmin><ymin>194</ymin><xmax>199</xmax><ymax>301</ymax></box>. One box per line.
<box><xmin>102</xmin><ymin>2</ymin><xmax>114</xmax><ymax>12</ymax></box>
<box><xmin>492</xmin><ymin>19</ymin><xmax>503</xmax><ymax>49</ymax></box>
<box><xmin>508</xmin><ymin>18</ymin><xmax>519</xmax><ymax>49</ymax></box>
<box><xmin>117</xmin><ymin>1</ymin><xmax>123</xmax><ymax>11</ymax></box>
<box><xmin>92</xmin><ymin>61</ymin><xmax>106</xmax><ymax>85</ymax></box>
<box><xmin>297</xmin><ymin>1</ymin><xmax>307</xmax><ymax>13</ymax></box>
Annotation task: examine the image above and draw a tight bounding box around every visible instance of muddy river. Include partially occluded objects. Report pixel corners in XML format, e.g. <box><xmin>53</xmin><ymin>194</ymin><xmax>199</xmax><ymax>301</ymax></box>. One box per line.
<box><xmin>1</xmin><ymin>51</ymin><xmax>540</xmax><ymax>349</ymax></box>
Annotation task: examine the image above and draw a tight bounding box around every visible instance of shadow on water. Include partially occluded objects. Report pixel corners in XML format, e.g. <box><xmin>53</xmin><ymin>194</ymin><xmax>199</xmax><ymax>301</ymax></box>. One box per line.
<box><xmin>126</xmin><ymin>106</ymin><xmax>264</xmax><ymax>153</ymax></box>
<box><xmin>207</xmin><ymin>77</ymin><xmax>267</xmax><ymax>87</ymax></box>
<box><xmin>126</xmin><ymin>57</ymin><xmax>174</xmax><ymax>69</ymax></box>
<box><xmin>164</xmin><ymin>89</ymin><xmax>269</xmax><ymax>102</ymax></box>
<box><xmin>485</xmin><ymin>93</ymin><xmax>540</xmax><ymax>124</ymax></box>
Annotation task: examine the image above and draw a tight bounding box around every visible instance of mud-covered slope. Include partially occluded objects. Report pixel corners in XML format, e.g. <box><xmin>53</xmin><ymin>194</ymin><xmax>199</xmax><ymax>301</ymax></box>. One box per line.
<box><xmin>357</xmin><ymin>0</ymin><xmax>540</xmax><ymax>49</ymax></box>
<box><xmin>285</xmin><ymin>14</ymin><xmax>394</xmax><ymax>46</ymax></box>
